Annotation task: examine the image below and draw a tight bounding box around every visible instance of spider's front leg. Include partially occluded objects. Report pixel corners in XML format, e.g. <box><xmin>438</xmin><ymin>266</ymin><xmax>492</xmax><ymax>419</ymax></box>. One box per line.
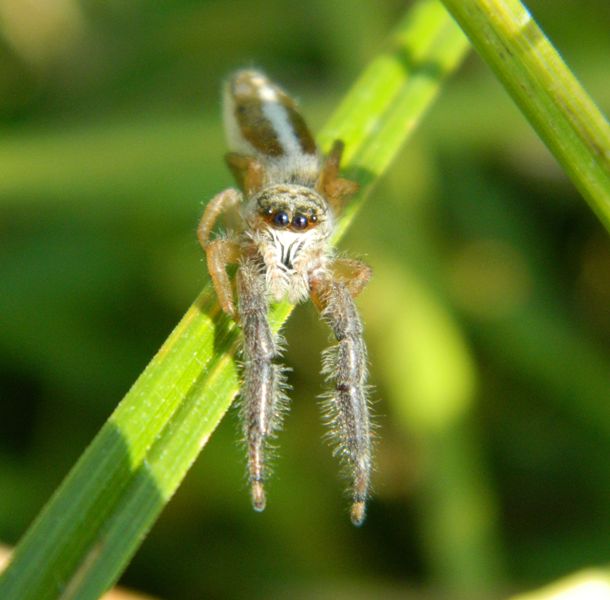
<box><xmin>236</xmin><ymin>257</ymin><xmax>288</xmax><ymax>512</ymax></box>
<box><xmin>311</xmin><ymin>264</ymin><xmax>372</xmax><ymax>526</ymax></box>
<box><xmin>198</xmin><ymin>188</ymin><xmax>242</xmax><ymax>316</ymax></box>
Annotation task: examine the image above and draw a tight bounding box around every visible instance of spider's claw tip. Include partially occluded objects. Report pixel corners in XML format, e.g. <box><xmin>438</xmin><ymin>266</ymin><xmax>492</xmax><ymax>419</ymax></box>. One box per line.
<box><xmin>350</xmin><ymin>501</ymin><xmax>366</xmax><ymax>526</ymax></box>
<box><xmin>251</xmin><ymin>481</ymin><xmax>266</xmax><ymax>512</ymax></box>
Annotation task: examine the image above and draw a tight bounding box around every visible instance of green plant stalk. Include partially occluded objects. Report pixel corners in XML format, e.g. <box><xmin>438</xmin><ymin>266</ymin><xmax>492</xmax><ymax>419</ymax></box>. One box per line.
<box><xmin>0</xmin><ymin>2</ymin><xmax>468</xmax><ymax>599</ymax></box>
<box><xmin>439</xmin><ymin>0</ymin><xmax>610</xmax><ymax>232</ymax></box>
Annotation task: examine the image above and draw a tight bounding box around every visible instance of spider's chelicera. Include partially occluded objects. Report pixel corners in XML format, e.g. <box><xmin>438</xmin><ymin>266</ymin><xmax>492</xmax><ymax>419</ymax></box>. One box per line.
<box><xmin>198</xmin><ymin>70</ymin><xmax>373</xmax><ymax>526</ymax></box>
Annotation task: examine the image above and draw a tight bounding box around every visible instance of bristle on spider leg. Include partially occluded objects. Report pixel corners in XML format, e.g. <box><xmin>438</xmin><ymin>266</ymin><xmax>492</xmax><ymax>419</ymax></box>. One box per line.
<box><xmin>237</xmin><ymin>258</ymin><xmax>290</xmax><ymax>514</ymax></box>
<box><xmin>319</xmin><ymin>282</ymin><xmax>372</xmax><ymax>526</ymax></box>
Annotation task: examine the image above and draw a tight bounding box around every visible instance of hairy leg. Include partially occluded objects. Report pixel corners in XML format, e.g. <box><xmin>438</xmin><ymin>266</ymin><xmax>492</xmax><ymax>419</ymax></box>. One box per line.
<box><xmin>312</xmin><ymin>277</ymin><xmax>372</xmax><ymax>526</ymax></box>
<box><xmin>205</xmin><ymin>239</ymin><xmax>241</xmax><ymax>316</ymax></box>
<box><xmin>197</xmin><ymin>187</ymin><xmax>242</xmax><ymax>247</ymax></box>
<box><xmin>236</xmin><ymin>258</ymin><xmax>288</xmax><ymax>512</ymax></box>
<box><xmin>331</xmin><ymin>258</ymin><xmax>372</xmax><ymax>299</ymax></box>
<box><xmin>198</xmin><ymin>188</ymin><xmax>243</xmax><ymax>316</ymax></box>
<box><xmin>316</xmin><ymin>140</ymin><xmax>359</xmax><ymax>215</ymax></box>
<box><xmin>225</xmin><ymin>152</ymin><xmax>265</xmax><ymax>196</ymax></box>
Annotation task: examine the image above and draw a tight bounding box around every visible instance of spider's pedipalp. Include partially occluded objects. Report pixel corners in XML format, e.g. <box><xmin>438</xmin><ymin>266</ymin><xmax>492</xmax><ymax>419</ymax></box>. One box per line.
<box><xmin>236</xmin><ymin>257</ymin><xmax>289</xmax><ymax>511</ymax></box>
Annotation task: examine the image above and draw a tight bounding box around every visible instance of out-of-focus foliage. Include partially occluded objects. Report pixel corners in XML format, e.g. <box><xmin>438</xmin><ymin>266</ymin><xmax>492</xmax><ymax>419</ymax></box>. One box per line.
<box><xmin>0</xmin><ymin>1</ymin><xmax>608</xmax><ymax>598</ymax></box>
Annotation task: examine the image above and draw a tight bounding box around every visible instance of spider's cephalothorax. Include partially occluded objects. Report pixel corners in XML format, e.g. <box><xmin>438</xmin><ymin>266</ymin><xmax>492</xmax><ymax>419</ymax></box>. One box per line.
<box><xmin>198</xmin><ymin>69</ymin><xmax>373</xmax><ymax>526</ymax></box>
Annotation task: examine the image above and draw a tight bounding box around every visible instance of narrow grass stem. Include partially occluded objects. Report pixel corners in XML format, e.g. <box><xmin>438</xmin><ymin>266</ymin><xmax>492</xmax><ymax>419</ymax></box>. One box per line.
<box><xmin>440</xmin><ymin>0</ymin><xmax>610</xmax><ymax>231</ymax></box>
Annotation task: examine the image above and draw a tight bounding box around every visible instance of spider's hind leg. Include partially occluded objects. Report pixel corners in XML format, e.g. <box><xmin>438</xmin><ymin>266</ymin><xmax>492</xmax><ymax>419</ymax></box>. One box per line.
<box><xmin>236</xmin><ymin>257</ymin><xmax>289</xmax><ymax>511</ymax></box>
<box><xmin>312</xmin><ymin>276</ymin><xmax>372</xmax><ymax>526</ymax></box>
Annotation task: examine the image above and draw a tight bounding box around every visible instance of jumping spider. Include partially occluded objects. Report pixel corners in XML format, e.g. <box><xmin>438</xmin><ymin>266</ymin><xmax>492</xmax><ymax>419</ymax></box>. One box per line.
<box><xmin>198</xmin><ymin>70</ymin><xmax>373</xmax><ymax>525</ymax></box>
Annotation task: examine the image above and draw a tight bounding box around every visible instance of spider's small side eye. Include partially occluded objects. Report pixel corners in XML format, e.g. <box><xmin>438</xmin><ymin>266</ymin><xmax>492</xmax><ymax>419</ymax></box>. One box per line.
<box><xmin>273</xmin><ymin>211</ymin><xmax>290</xmax><ymax>227</ymax></box>
<box><xmin>310</xmin><ymin>214</ymin><xmax>318</xmax><ymax>223</ymax></box>
<box><xmin>262</xmin><ymin>206</ymin><xmax>273</xmax><ymax>217</ymax></box>
<box><xmin>292</xmin><ymin>214</ymin><xmax>308</xmax><ymax>229</ymax></box>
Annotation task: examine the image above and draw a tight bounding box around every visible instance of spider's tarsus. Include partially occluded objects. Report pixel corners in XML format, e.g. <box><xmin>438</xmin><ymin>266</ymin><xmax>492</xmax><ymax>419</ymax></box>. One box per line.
<box><xmin>350</xmin><ymin>501</ymin><xmax>366</xmax><ymax>527</ymax></box>
<box><xmin>251</xmin><ymin>481</ymin><xmax>266</xmax><ymax>512</ymax></box>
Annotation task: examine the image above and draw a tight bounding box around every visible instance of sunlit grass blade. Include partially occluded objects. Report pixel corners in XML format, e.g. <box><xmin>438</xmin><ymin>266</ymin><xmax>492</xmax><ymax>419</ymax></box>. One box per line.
<box><xmin>0</xmin><ymin>2</ymin><xmax>469</xmax><ymax>599</ymax></box>
<box><xmin>439</xmin><ymin>0</ymin><xmax>610</xmax><ymax>232</ymax></box>
<box><xmin>321</xmin><ymin>0</ymin><xmax>468</xmax><ymax>238</ymax></box>
<box><xmin>510</xmin><ymin>568</ymin><xmax>610</xmax><ymax>600</ymax></box>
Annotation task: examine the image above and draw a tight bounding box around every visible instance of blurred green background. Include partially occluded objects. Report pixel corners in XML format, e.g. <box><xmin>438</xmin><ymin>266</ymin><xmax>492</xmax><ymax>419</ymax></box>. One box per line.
<box><xmin>1</xmin><ymin>0</ymin><xmax>609</xmax><ymax>598</ymax></box>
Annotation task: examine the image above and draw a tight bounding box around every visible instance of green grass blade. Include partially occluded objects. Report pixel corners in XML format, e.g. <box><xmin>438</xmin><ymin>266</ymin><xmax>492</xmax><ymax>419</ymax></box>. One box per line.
<box><xmin>439</xmin><ymin>0</ymin><xmax>610</xmax><ymax>232</ymax></box>
<box><xmin>511</xmin><ymin>568</ymin><xmax>610</xmax><ymax>600</ymax></box>
<box><xmin>0</xmin><ymin>2</ymin><xmax>468</xmax><ymax>599</ymax></box>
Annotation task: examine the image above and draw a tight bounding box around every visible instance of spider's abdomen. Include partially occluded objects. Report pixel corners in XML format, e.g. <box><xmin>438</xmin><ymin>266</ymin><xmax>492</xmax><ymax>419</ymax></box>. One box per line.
<box><xmin>223</xmin><ymin>70</ymin><xmax>321</xmax><ymax>186</ymax></box>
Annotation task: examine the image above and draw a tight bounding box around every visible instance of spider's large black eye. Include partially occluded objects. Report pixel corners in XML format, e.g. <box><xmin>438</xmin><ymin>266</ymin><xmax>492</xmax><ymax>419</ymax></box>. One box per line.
<box><xmin>292</xmin><ymin>214</ymin><xmax>308</xmax><ymax>229</ymax></box>
<box><xmin>273</xmin><ymin>211</ymin><xmax>290</xmax><ymax>227</ymax></box>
